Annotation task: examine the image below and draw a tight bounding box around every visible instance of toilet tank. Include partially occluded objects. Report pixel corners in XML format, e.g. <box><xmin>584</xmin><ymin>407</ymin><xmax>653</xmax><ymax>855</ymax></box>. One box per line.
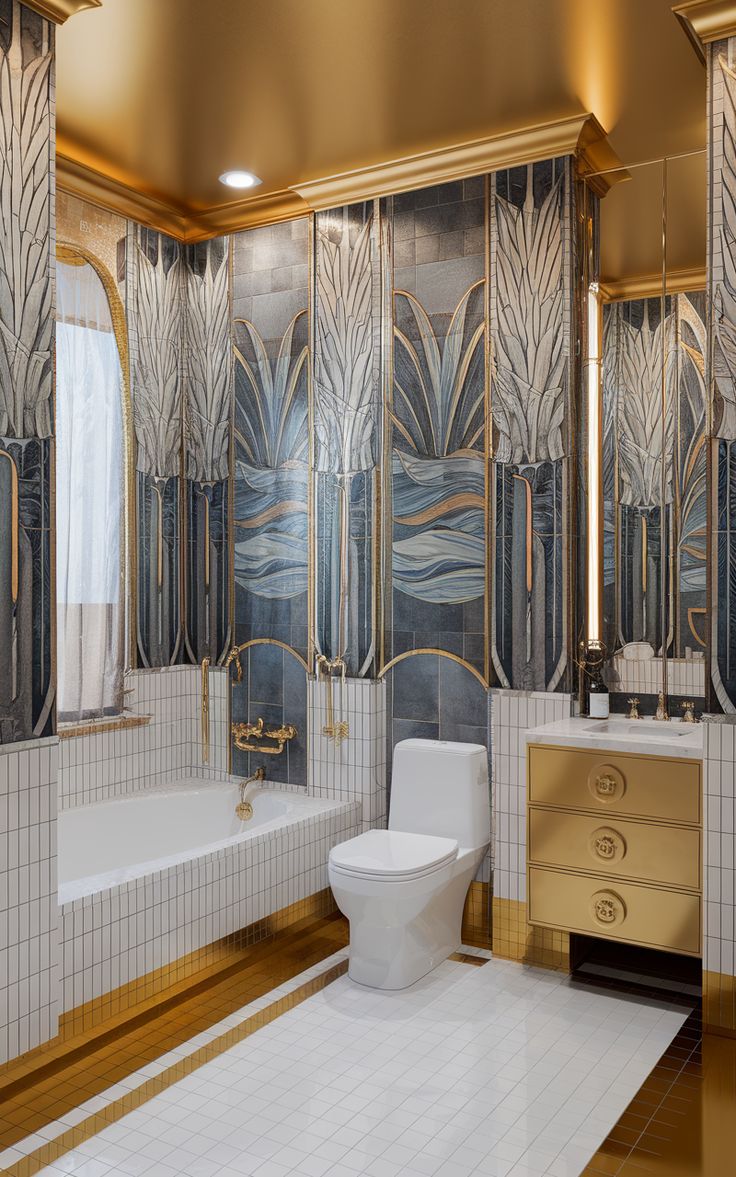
<box><xmin>389</xmin><ymin>739</ymin><xmax>490</xmax><ymax>851</ymax></box>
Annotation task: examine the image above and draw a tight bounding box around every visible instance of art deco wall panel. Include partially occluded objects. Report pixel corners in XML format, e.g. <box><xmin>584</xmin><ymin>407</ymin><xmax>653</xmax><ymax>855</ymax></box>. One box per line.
<box><xmin>710</xmin><ymin>43</ymin><xmax>736</xmax><ymax>712</ymax></box>
<box><xmin>130</xmin><ymin>226</ymin><xmax>184</xmax><ymax>668</ymax></box>
<box><xmin>313</xmin><ymin>201</ymin><xmax>383</xmax><ymax>676</ymax></box>
<box><xmin>384</xmin><ymin>179</ymin><xmax>487</xmax><ymax>683</ymax></box>
<box><xmin>183</xmin><ymin>236</ymin><xmax>231</xmax><ymax>665</ymax></box>
<box><xmin>231</xmin><ymin>218</ymin><xmax>310</xmax><ymax>783</ymax></box>
<box><xmin>602</xmin><ymin>293</ymin><xmax>707</xmax><ymax>692</ymax></box>
<box><xmin>0</xmin><ymin>0</ymin><xmax>54</xmax><ymax>742</ymax></box>
<box><xmin>490</xmin><ymin>159</ymin><xmax>574</xmax><ymax>694</ymax></box>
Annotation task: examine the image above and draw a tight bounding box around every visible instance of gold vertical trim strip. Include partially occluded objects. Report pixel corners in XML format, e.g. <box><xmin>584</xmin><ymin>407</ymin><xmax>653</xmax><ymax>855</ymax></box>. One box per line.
<box><xmin>0</xmin><ymin>450</ymin><xmax>19</xmax><ymax>603</ymax></box>
<box><xmin>484</xmin><ymin>173</ymin><xmax>491</xmax><ymax>687</ymax></box>
<box><xmin>307</xmin><ymin>214</ymin><xmax>316</xmax><ymax>671</ymax></box>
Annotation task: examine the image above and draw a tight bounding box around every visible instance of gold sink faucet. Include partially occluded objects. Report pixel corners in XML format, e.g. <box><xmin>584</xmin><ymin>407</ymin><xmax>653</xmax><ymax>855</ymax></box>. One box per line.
<box><xmin>654</xmin><ymin>691</ymin><xmax>669</xmax><ymax>721</ymax></box>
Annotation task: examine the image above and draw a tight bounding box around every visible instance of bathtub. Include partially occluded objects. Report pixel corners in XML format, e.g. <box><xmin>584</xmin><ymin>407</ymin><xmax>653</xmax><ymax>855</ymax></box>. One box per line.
<box><xmin>58</xmin><ymin>777</ymin><xmax>361</xmax><ymax>1012</ymax></box>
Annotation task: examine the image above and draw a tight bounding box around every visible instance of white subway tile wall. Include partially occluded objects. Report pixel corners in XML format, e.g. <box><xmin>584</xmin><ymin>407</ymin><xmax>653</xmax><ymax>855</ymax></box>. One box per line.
<box><xmin>703</xmin><ymin>721</ymin><xmax>736</xmax><ymax>980</ymax></box>
<box><xmin>0</xmin><ymin>737</ymin><xmax>60</xmax><ymax>1066</ymax></box>
<box><xmin>59</xmin><ymin>799</ymin><xmax>360</xmax><ymax>1012</ymax></box>
<box><xmin>59</xmin><ymin>666</ymin><xmax>229</xmax><ymax>809</ymax></box>
<box><xmin>308</xmin><ymin>677</ymin><xmax>387</xmax><ymax>831</ymax></box>
<box><xmin>490</xmin><ymin>689</ymin><xmax>573</xmax><ymax>904</ymax></box>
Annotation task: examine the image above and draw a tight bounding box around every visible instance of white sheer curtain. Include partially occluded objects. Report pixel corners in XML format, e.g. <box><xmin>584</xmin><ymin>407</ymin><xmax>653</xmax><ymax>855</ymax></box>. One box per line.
<box><xmin>56</xmin><ymin>259</ymin><xmax>125</xmax><ymax>722</ymax></box>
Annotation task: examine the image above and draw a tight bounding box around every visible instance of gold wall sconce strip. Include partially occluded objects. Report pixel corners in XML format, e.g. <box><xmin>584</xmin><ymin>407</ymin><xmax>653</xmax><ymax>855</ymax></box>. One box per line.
<box><xmin>0</xmin><ymin>449</ymin><xmax>19</xmax><ymax>604</ymax></box>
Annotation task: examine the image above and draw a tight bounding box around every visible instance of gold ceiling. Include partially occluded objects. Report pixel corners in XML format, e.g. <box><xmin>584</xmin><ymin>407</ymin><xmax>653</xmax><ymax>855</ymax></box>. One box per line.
<box><xmin>53</xmin><ymin>0</ymin><xmax>708</xmax><ymax>276</ymax></box>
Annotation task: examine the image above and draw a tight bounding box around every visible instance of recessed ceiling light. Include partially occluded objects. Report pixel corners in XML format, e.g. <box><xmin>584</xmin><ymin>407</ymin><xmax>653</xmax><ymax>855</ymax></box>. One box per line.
<box><xmin>219</xmin><ymin>170</ymin><xmax>261</xmax><ymax>189</ymax></box>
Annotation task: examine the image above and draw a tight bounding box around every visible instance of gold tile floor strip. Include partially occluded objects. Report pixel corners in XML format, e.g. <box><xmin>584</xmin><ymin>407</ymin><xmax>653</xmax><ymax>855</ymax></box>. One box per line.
<box><xmin>582</xmin><ymin>1003</ymin><xmax>736</xmax><ymax>1175</ymax></box>
<box><xmin>448</xmin><ymin>952</ymin><xmax>490</xmax><ymax>966</ymax></box>
<box><xmin>0</xmin><ymin>913</ymin><xmax>348</xmax><ymax>1158</ymax></box>
<box><xmin>0</xmin><ymin>957</ymin><xmax>350</xmax><ymax>1177</ymax></box>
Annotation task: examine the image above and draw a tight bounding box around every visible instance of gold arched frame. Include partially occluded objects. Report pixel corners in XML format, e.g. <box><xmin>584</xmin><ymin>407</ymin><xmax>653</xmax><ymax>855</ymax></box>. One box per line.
<box><xmin>56</xmin><ymin>242</ymin><xmax>137</xmax><ymax>669</ymax></box>
<box><xmin>380</xmin><ymin>647</ymin><xmax>487</xmax><ymax>691</ymax></box>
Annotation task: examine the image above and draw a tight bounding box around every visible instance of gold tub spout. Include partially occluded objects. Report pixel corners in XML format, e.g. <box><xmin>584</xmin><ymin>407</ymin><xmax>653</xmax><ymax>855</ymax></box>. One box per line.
<box><xmin>224</xmin><ymin>645</ymin><xmax>243</xmax><ymax>683</ymax></box>
<box><xmin>236</xmin><ymin>765</ymin><xmax>265</xmax><ymax>820</ymax></box>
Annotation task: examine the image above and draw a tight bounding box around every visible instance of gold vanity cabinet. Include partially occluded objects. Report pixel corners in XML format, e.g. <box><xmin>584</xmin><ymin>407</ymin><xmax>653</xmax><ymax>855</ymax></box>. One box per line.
<box><xmin>527</xmin><ymin>743</ymin><xmax>702</xmax><ymax>957</ymax></box>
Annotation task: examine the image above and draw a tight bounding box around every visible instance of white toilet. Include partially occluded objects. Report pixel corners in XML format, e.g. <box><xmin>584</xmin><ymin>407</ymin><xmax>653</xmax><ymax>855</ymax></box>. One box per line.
<box><xmin>328</xmin><ymin>739</ymin><xmax>490</xmax><ymax>990</ymax></box>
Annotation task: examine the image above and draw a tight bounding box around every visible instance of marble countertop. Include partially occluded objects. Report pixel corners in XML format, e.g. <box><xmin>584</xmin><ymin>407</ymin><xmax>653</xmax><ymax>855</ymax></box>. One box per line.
<box><xmin>525</xmin><ymin>716</ymin><xmax>703</xmax><ymax>760</ymax></box>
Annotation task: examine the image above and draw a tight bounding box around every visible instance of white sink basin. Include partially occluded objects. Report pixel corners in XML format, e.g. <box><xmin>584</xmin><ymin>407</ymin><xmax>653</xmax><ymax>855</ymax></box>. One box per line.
<box><xmin>583</xmin><ymin>719</ymin><xmax>693</xmax><ymax>741</ymax></box>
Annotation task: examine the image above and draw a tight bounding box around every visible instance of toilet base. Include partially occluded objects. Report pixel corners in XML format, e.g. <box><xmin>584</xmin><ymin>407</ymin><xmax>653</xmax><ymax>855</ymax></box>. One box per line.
<box><xmin>332</xmin><ymin>853</ymin><xmax>480</xmax><ymax>990</ymax></box>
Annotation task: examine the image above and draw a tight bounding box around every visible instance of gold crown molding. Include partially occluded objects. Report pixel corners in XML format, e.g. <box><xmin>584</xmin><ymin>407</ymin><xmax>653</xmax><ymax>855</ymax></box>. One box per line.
<box><xmin>184</xmin><ymin>190</ymin><xmax>309</xmax><ymax>242</ymax></box>
<box><xmin>673</xmin><ymin>1</ymin><xmax>736</xmax><ymax>63</ymax></box>
<box><xmin>22</xmin><ymin>0</ymin><xmax>101</xmax><ymax>24</ymax></box>
<box><xmin>56</xmin><ymin>152</ymin><xmax>189</xmax><ymax>239</ymax></box>
<box><xmin>599</xmin><ymin>265</ymin><xmax>707</xmax><ymax>301</ymax></box>
<box><xmin>56</xmin><ymin>152</ymin><xmax>309</xmax><ymax>242</ymax></box>
<box><xmin>57</xmin><ymin>113</ymin><xmax>623</xmax><ymax>241</ymax></box>
<box><xmin>291</xmin><ymin>113</ymin><xmax>625</xmax><ymax>209</ymax></box>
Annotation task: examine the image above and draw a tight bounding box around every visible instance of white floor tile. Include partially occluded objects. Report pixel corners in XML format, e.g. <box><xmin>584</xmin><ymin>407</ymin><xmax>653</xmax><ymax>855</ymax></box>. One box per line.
<box><xmin>28</xmin><ymin>957</ymin><xmax>688</xmax><ymax>1177</ymax></box>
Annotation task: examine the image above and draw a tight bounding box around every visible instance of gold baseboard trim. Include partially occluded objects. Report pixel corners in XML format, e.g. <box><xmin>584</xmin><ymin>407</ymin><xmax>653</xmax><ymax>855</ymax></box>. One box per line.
<box><xmin>462</xmin><ymin>881</ymin><xmax>492</xmax><ymax>949</ymax></box>
<box><xmin>492</xmin><ymin>897</ymin><xmax>570</xmax><ymax>971</ymax></box>
<box><xmin>2</xmin><ymin>958</ymin><xmax>348</xmax><ymax>1177</ymax></box>
<box><xmin>449</xmin><ymin>952</ymin><xmax>489</xmax><ymax>967</ymax></box>
<box><xmin>0</xmin><ymin>889</ymin><xmax>337</xmax><ymax>1094</ymax></box>
<box><xmin>704</xmin><ymin>969</ymin><xmax>736</xmax><ymax>1035</ymax></box>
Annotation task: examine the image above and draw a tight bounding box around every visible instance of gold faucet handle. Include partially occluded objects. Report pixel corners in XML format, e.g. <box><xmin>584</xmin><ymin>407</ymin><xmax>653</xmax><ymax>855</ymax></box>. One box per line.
<box><xmin>680</xmin><ymin>701</ymin><xmax>697</xmax><ymax>723</ymax></box>
<box><xmin>264</xmin><ymin>723</ymin><xmax>297</xmax><ymax>741</ymax></box>
<box><xmin>627</xmin><ymin>697</ymin><xmax>640</xmax><ymax>719</ymax></box>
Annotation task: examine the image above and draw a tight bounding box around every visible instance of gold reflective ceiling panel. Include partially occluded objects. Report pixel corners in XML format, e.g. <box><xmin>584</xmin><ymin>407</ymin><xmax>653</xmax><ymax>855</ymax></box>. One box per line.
<box><xmin>54</xmin><ymin>0</ymin><xmax>707</xmax><ymax>272</ymax></box>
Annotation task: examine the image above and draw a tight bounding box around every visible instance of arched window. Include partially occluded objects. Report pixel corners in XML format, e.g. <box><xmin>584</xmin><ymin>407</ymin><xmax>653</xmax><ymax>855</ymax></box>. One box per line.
<box><xmin>55</xmin><ymin>247</ymin><xmax>132</xmax><ymax>723</ymax></box>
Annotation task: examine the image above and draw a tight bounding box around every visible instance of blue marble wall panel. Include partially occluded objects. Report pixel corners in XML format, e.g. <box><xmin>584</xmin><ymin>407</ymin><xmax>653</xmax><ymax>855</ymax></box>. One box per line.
<box><xmin>385</xmin><ymin>178</ymin><xmax>488</xmax><ymax>680</ymax></box>
<box><xmin>231</xmin><ymin>219</ymin><xmax>310</xmax><ymax>783</ymax></box>
<box><xmin>0</xmin><ymin>1</ymin><xmax>54</xmax><ymax>743</ymax></box>
<box><xmin>313</xmin><ymin>201</ymin><xmax>382</xmax><ymax>675</ymax></box>
<box><xmin>490</xmin><ymin>158</ymin><xmax>573</xmax><ymax>692</ymax></box>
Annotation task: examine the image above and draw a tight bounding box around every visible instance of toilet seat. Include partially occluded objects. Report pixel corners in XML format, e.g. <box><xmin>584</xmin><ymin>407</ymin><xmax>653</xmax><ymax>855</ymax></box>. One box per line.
<box><xmin>329</xmin><ymin>829</ymin><xmax>458</xmax><ymax>882</ymax></box>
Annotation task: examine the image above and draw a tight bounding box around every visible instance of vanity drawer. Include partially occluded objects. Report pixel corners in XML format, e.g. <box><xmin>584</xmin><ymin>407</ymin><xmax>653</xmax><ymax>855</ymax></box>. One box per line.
<box><xmin>528</xmin><ymin>866</ymin><xmax>701</xmax><ymax>956</ymax></box>
<box><xmin>528</xmin><ymin>807</ymin><xmax>700</xmax><ymax>890</ymax></box>
<box><xmin>528</xmin><ymin>744</ymin><xmax>700</xmax><ymax>825</ymax></box>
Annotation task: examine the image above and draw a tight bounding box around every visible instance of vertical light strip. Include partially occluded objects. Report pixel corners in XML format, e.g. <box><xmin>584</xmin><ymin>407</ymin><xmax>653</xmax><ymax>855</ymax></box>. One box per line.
<box><xmin>586</xmin><ymin>281</ymin><xmax>603</xmax><ymax>642</ymax></box>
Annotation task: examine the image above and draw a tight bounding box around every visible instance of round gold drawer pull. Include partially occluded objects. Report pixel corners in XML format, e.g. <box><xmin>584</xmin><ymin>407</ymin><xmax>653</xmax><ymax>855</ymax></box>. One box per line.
<box><xmin>589</xmin><ymin>826</ymin><xmax>626</xmax><ymax>864</ymax></box>
<box><xmin>589</xmin><ymin>889</ymin><xmax>626</xmax><ymax>928</ymax></box>
<box><xmin>587</xmin><ymin>763</ymin><xmax>626</xmax><ymax>804</ymax></box>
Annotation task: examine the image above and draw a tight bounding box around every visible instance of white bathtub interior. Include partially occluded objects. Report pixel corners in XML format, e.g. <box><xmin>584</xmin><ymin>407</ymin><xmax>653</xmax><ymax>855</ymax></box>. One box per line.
<box><xmin>58</xmin><ymin>778</ymin><xmax>341</xmax><ymax>902</ymax></box>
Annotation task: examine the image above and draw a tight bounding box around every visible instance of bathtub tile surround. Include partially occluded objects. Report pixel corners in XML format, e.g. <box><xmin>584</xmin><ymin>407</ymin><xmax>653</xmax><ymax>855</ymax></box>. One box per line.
<box><xmin>702</xmin><ymin>717</ymin><xmax>736</xmax><ymax>1034</ymax></box>
<box><xmin>13</xmin><ymin>953</ymin><xmax>690</xmax><ymax>1177</ymax></box>
<box><xmin>491</xmin><ymin>687</ymin><xmax>573</xmax><ymax>966</ymax></box>
<box><xmin>58</xmin><ymin>665</ymin><xmax>229</xmax><ymax>809</ymax></box>
<box><xmin>58</xmin><ymin>787</ymin><xmax>359</xmax><ymax>1013</ymax></box>
<box><xmin>0</xmin><ymin>737</ymin><xmax>59</xmax><ymax>1066</ymax></box>
<box><xmin>0</xmin><ymin>0</ymin><xmax>55</xmax><ymax>744</ymax></box>
<box><xmin>309</xmin><ymin>676</ymin><xmax>386</xmax><ymax>830</ymax></box>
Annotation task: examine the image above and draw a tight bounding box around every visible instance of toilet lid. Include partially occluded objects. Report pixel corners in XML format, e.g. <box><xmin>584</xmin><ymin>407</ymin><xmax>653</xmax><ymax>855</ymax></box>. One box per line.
<box><xmin>329</xmin><ymin>829</ymin><xmax>458</xmax><ymax>879</ymax></box>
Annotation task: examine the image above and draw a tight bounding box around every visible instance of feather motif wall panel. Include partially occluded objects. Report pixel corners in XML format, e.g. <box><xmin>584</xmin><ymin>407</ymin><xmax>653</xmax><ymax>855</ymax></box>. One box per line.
<box><xmin>0</xmin><ymin>0</ymin><xmax>54</xmax><ymax>742</ymax></box>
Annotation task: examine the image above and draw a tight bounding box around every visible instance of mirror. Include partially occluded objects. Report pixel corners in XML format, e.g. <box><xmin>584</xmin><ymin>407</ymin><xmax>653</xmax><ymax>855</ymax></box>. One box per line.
<box><xmin>588</xmin><ymin>151</ymin><xmax>707</xmax><ymax>709</ymax></box>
